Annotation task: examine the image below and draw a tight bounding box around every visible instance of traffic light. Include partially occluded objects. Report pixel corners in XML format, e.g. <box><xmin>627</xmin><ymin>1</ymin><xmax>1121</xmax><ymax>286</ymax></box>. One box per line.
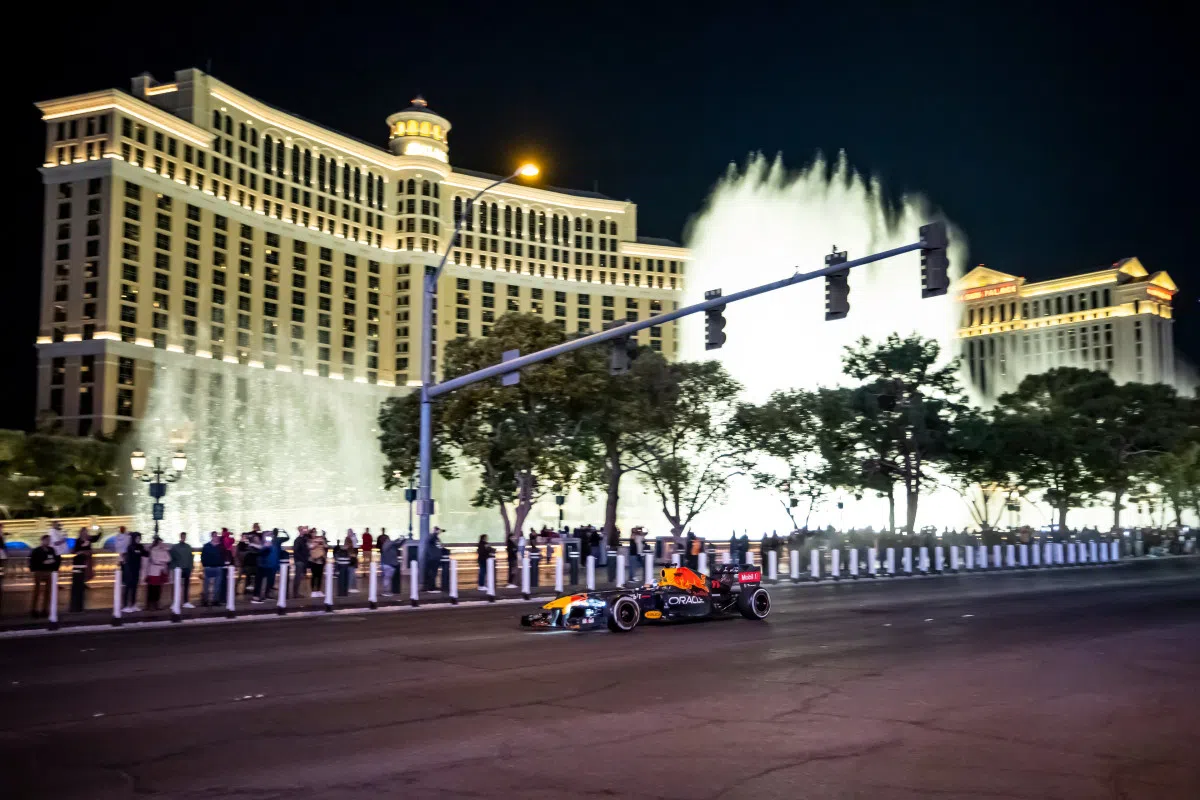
<box><xmin>824</xmin><ymin>248</ymin><xmax>849</xmax><ymax>321</ymax></box>
<box><xmin>919</xmin><ymin>221</ymin><xmax>949</xmax><ymax>298</ymax></box>
<box><xmin>704</xmin><ymin>289</ymin><xmax>727</xmax><ymax>350</ymax></box>
<box><xmin>608</xmin><ymin>336</ymin><xmax>638</xmax><ymax>375</ymax></box>
<box><xmin>604</xmin><ymin>321</ymin><xmax>639</xmax><ymax>375</ymax></box>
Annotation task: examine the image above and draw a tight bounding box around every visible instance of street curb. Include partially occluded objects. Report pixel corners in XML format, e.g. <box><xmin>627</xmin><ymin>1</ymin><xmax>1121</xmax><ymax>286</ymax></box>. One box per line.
<box><xmin>1</xmin><ymin>554</ymin><xmax>1194</xmax><ymax>639</ymax></box>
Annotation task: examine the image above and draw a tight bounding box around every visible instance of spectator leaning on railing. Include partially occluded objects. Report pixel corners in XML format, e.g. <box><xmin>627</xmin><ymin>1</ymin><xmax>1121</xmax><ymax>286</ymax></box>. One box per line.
<box><xmin>200</xmin><ymin>532</ymin><xmax>225</xmax><ymax>607</ymax></box>
<box><xmin>170</xmin><ymin>533</ymin><xmax>195</xmax><ymax>609</ymax></box>
<box><xmin>29</xmin><ymin>535</ymin><xmax>62</xmax><ymax>619</ymax></box>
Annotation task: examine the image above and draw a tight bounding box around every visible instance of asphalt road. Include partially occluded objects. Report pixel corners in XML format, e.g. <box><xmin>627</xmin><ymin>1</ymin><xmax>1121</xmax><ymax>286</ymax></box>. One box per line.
<box><xmin>1</xmin><ymin>561</ymin><xmax>1197</xmax><ymax>800</ymax></box>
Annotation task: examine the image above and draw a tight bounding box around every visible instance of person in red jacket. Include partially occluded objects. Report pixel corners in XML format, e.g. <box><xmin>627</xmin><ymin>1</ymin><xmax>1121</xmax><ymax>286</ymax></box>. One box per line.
<box><xmin>361</xmin><ymin>528</ymin><xmax>374</xmax><ymax>565</ymax></box>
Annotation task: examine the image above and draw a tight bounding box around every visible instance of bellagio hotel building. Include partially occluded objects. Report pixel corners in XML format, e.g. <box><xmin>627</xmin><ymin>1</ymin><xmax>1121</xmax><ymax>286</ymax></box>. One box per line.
<box><xmin>34</xmin><ymin>68</ymin><xmax>689</xmax><ymax>436</ymax></box>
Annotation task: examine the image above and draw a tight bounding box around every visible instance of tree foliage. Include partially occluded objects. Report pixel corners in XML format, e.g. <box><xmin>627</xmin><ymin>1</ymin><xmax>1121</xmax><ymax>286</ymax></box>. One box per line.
<box><xmin>0</xmin><ymin>430</ymin><xmax>120</xmax><ymax>518</ymax></box>
<box><xmin>626</xmin><ymin>360</ymin><xmax>745</xmax><ymax>535</ymax></box>
<box><xmin>833</xmin><ymin>334</ymin><xmax>969</xmax><ymax>532</ymax></box>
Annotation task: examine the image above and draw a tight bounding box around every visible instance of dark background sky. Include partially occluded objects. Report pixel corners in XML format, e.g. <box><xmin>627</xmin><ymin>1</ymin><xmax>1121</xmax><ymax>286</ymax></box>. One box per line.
<box><xmin>6</xmin><ymin>1</ymin><xmax>1196</xmax><ymax>430</ymax></box>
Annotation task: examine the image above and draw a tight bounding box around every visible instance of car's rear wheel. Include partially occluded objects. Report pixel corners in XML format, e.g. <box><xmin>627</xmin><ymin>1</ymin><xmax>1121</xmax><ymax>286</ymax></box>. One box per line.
<box><xmin>607</xmin><ymin>595</ymin><xmax>641</xmax><ymax>632</ymax></box>
<box><xmin>738</xmin><ymin>587</ymin><xmax>771</xmax><ymax>620</ymax></box>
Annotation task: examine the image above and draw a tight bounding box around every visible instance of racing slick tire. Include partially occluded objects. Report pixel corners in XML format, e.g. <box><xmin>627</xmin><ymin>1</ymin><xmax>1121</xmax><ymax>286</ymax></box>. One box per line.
<box><xmin>737</xmin><ymin>587</ymin><xmax>771</xmax><ymax>620</ymax></box>
<box><xmin>607</xmin><ymin>595</ymin><xmax>641</xmax><ymax>633</ymax></box>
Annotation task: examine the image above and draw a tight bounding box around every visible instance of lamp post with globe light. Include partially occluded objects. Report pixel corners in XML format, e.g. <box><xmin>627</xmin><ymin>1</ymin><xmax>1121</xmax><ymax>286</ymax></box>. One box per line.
<box><xmin>416</xmin><ymin>163</ymin><xmax>539</xmax><ymax>558</ymax></box>
<box><xmin>130</xmin><ymin>450</ymin><xmax>187</xmax><ymax>538</ymax></box>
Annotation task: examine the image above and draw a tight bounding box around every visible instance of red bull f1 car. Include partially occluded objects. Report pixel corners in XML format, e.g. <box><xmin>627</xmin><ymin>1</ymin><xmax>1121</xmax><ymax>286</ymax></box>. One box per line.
<box><xmin>520</xmin><ymin>564</ymin><xmax>771</xmax><ymax>632</ymax></box>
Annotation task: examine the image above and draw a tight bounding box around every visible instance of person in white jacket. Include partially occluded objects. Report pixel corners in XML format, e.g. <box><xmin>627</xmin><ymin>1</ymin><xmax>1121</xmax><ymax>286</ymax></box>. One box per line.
<box><xmin>48</xmin><ymin>521</ymin><xmax>69</xmax><ymax>556</ymax></box>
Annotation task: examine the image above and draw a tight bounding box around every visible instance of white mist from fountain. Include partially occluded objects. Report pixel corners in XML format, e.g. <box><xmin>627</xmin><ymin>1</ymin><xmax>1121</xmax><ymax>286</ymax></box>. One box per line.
<box><xmin>676</xmin><ymin>152</ymin><xmax>973</xmax><ymax>535</ymax></box>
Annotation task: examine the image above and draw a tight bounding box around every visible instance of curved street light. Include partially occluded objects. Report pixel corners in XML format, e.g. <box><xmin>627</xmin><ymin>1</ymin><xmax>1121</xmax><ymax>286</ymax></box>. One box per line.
<box><xmin>416</xmin><ymin>163</ymin><xmax>540</xmax><ymax>558</ymax></box>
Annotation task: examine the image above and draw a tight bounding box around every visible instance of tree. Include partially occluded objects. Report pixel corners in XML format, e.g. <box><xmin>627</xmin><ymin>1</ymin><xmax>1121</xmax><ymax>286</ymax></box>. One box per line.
<box><xmin>437</xmin><ymin>314</ymin><xmax>604</xmax><ymax>538</ymax></box>
<box><xmin>731</xmin><ymin>389</ymin><xmax>847</xmax><ymax>530</ymax></box>
<box><xmin>0</xmin><ymin>430</ymin><xmax>120</xmax><ymax>518</ymax></box>
<box><xmin>378</xmin><ymin>392</ymin><xmax>457</xmax><ymax>491</ymax></box>
<box><xmin>1085</xmin><ymin>381</ymin><xmax>1190</xmax><ymax>529</ymax></box>
<box><xmin>941</xmin><ymin>407</ymin><xmax>1020</xmax><ymax>530</ymax></box>
<box><xmin>1146</xmin><ymin>442</ymin><xmax>1200</xmax><ymax>527</ymax></box>
<box><xmin>839</xmin><ymin>334</ymin><xmax>968</xmax><ymax>532</ymax></box>
<box><xmin>627</xmin><ymin>360</ymin><xmax>745</xmax><ymax>535</ymax></box>
<box><xmin>575</xmin><ymin>348</ymin><xmax>675</xmax><ymax>545</ymax></box>
<box><xmin>994</xmin><ymin>368</ymin><xmax>1107</xmax><ymax>530</ymax></box>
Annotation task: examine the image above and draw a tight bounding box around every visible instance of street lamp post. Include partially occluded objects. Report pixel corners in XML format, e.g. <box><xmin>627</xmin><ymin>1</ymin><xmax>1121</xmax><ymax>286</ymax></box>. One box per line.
<box><xmin>405</xmin><ymin>481</ymin><xmax>417</xmax><ymax>539</ymax></box>
<box><xmin>417</xmin><ymin>163</ymin><xmax>538</xmax><ymax>556</ymax></box>
<box><xmin>130</xmin><ymin>450</ymin><xmax>187</xmax><ymax>538</ymax></box>
<box><xmin>555</xmin><ymin>490</ymin><xmax>566</xmax><ymax>532</ymax></box>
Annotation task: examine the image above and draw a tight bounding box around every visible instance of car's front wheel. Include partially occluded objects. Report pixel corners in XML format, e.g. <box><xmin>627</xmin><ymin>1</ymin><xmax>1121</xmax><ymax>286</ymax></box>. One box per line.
<box><xmin>607</xmin><ymin>595</ymin><xmax>641</xmax><ymax>632</ymax></box>
<box><xmin>737</xmin><ymin>587</ymin><xmax>771</xmax><ymax>620</ymax></box>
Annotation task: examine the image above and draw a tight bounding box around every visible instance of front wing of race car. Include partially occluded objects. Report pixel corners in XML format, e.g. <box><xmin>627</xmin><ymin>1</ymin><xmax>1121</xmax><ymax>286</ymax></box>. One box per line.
<box><xmin>520</xmin><ymin>592</ymin><xmax>618</xmax><ymax>631</ymax></box>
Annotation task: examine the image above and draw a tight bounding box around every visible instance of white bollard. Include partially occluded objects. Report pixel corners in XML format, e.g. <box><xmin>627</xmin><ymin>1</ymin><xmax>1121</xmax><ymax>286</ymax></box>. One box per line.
<box><xmin>1019</xmin><ymin>544</ymin><xmax>1029</xmax><ymax>568</ymax></box>
<box><xmin>616</xmin><ymin>554</ymin><xmax>627</xmax><ymax>587</ymax></box>
<box><xmin>790</xmin><ymin>549</ymin><xmax>800</xmax><ymax>581</ymax></box>
<box><xmin>918</xmin><ymin>547</ymin><xmax>930</xmax><ymax>574</ymax></box>
<box><xmin>324</xmin><ymin>560</ymin><xmax>335</xmax><ymax>611</ymax></box>
<box><xmin>885</xmin><ymin>547</ymin><xmax>896</xmax><ymax>576</ymax></box>
<box><xmin>1089</xmin><ymin>540</ymin><xmax>1098</xmax><ymax>563</ymax></box>
<box><xmin>831</xmin><ymin>548</ymin><xmax>841</xmax><ymax>579</ymax></box>
<box><xmin>448</xmin><ymin>558</ymin><xmax>458</xmax><ymax>604</ymax></box>
<box><xmin>934</xmin><ymin>545</ymin><xmax>944</xmax><ymax>573</ymax></box>
<box><xmin>1005</xmin><ymin>543</ymin><xmax>1016</xmax><ymax>568</ymax></box>
<box><xmin>556</xmin><ymin>551</ymin><xmax>566</xmax><ymax>592</ymax></box>
<box><xmin>410</xmin><ymin>559</ymin><xmax>421</xmax><ymax>606</ymax></box>
<box><xmin>809</xmin><ymin>549</ymin><xmax>821</xmax><ymax>581</ymax></box>
<box><xmin>112</xmin><ymin>568</ymin><xmax>123</xmax><ymax>626</ymax></box>
<box><xmin>643</xmin><ymin>553</ymin><xmax>653</xmax><ymax>586</ymax></box>
<box><xmin>868</xmin><ymin>547</ymin><xmax>878</xmax><ymax>577</ymax></box>
<box><xmin>171</xmin><ymin>567</ymin><xmax>183</xmax><ymax>622</ymax></box>
<box><xmin>950</xmin><ymin>545</ymin><xmax>960</xmax><ymax>572</ymax></box>
<box><xmin>486</xmin><ymin>557</ymin><xmax>496</xmax><ymax>602</ymax></box>
<box><xmin>977</xmin><ymin>545</ymin><xmax>988</xmax><ymax>569</ymax></box>
<box><xmin>849</xmin><ymin>548</ymin><xmax>859</xmax><ymax>578</ymax></box>
<box><xmin>368</xmin><ymin>560</ymin><xmax>378</xmax><ymax>609</ymax></box>
<box><xmin>671</xmin><ymin>552</ymin><xmax>681</xmax><ymax>567</ymax></box>
<box><xmin>586</xmin><ymin>555</ymin><xmax>596</xmax><ymax>590</ymax></box>
<box><xmin>901</xmin><ymin>547</ymin><xmax>912</xmax><ymax>575</ymax></box>
<box><xmin>767</xmin><ymin>550</ymin><xmax>778</xmax><ymax>582</ymax></box>
<box><xmin>49</xmin><ymin>572</ymin><xmax>60</xmax><ymax>629</ymax></box>
<box><xmin>1067</xmin><ymin>542</ymin><xmax>1078</xmax><ymax>564</ymax></box>
<box><xmin>278</xmin><ymin>563</ymin><xmax>289</xmax><ymax>614</ymax></box>
<box><xmin>1110</xmin><ymin>540</ymin><xmax>1120</xmax><ymax>561</ymax></box>
<box><xmin>226</xmin><ymin>564</ymin><xmax>237</xmax><ymax>618</ymax></box>
<box><xmin>993</xmin><ymin>544</ymin><xmax>1003</xmax><ymax>568</ymax></box>
<box><xmin>1032</xmin><ymin>542</ymin><xmax>1041</xmax><ymax>567</ymax></box>
<box><xmin>1044</xmin><ymin>541</ymin><xmax>1054</xmax><ymax>566</ymax></box>
<box><xmin>521</xmin><ymin>556</ymin><xmax>531</xmax><ymax>599</ymax></box>
<box><xmin>745</xmin><ymin>550</ymin><xmax>755</xmax><ymax>567</ymax></box>
<box><xmin>964</xmin><ymin>544</ymin><xmax>975</xmax><ymax>570</ymax></box>
<box><xmin>698</xmin><ymin>552</ymin><xmax>707</xmax><ymax>576</ymax></box>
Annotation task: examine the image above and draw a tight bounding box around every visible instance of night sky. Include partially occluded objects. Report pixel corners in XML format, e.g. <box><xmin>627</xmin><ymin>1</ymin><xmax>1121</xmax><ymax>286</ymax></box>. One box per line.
<box><xmin>7</xmin><ymin>2</ymin><xmax>1196</xmax><ymax>430</ymax></box>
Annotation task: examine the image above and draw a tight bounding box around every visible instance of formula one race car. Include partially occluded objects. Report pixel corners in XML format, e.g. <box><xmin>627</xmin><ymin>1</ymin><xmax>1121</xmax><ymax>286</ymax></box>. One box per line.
<box><xmin>520</xmin><ymin>564</ymin><xmax>771</xmax><ymax>632</ymax></box>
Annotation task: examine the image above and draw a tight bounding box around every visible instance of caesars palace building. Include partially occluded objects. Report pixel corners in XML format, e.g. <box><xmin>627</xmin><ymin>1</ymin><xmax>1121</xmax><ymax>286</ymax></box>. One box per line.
<box><xmin>33</xmin><ymin>69</ymin><xmax>1180</xmax><ymax>436</ymax></box>
<box><xmin>34</xmin><ymin>69</ymin><xmax>689</xmax><ymax>436</ymax></box>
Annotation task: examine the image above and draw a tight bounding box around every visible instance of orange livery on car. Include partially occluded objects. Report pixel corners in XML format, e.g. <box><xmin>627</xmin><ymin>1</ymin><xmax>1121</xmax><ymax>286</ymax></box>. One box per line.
<box><xmin>520</xmin><ymin>563</ymin><xmax>771</xmax><ymax>632</ymax></box>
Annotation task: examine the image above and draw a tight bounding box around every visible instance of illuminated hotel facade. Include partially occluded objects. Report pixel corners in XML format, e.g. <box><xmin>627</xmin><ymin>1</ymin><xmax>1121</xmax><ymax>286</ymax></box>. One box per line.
<box><xmin>955</xmin><ymin>258</ymin><xmax>1178</xmax><ymax>398</ymax></box>
<box><xmin>34</xmin><ymin>68</ymin><xmax>689</xmax><ymax>436</ymax></box>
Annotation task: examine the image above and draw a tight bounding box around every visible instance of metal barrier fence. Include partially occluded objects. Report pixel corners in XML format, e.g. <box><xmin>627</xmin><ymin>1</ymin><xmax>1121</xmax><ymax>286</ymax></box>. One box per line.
<box><xmin>4</xmin><ymin>537</ymin><xmax>1193</xmax><ymax>632</ymax></box>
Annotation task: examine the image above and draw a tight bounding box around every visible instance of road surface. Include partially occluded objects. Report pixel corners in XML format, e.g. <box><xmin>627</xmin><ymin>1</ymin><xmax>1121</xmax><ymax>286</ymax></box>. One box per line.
<box><xmin>1</xmin><ymin>560</ymin><xmax>1197</xmax><ymax>799</ymax></box>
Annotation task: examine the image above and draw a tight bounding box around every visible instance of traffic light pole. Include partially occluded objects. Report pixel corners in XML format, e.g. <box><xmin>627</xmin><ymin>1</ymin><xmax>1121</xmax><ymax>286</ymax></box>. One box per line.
<box><xmin>428</xmin><ymin>239</ymin><xmax>924</xmax><ymax>398</ymax></box>
<box><xmin>417</xmin><ymin>232</ymin><xmax>940</xmax><ymax>540</ymax></box>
